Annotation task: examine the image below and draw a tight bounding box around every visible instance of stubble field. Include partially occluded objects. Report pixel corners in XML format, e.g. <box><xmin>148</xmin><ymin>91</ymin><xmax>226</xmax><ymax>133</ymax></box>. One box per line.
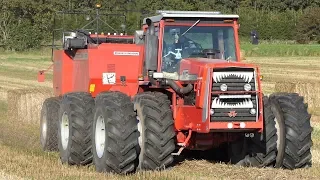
<box><xmin>0</xmin><ymin>53</ymin><xmax>320</xmax><ymax>179</ymax></box>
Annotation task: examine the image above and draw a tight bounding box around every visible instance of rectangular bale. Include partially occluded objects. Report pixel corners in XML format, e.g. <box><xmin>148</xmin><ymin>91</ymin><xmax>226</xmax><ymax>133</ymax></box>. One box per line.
<box><xmin>275</xmin><ymin>82</ymin><xmax>320</xmax><ymax>114</ymax></box>
<box><xmin>7</xmin><ymin>88</ymin><xmax>54</xmax><ymax>125</ymax></box>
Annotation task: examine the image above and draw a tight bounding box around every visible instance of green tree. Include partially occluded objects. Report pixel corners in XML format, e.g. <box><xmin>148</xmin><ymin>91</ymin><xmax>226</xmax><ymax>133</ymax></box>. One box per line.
<box><xmin>296</xmin><ymin>7</ymin><xmax>320</xmax><ymax>43</ymax></box>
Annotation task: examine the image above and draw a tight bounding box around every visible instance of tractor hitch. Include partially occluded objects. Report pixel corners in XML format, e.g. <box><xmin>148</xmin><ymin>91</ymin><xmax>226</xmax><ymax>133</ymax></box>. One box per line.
<box><xmin>172</xmin><ymin>129</ymin><xmax>192</xmax><ymax>156</ymax></box>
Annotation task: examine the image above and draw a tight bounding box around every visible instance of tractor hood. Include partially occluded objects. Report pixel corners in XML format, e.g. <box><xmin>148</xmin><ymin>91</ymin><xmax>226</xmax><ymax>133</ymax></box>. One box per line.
<box><xmin>157</xmin><ymin>57</ymin><xmax>259</xmax><ymax>81</ymax></box>
<box><xmin>177</xmin><ymin>58</ymin><xmax>259</xmax><ymax>80</ymax></box>
<box><xmin>181</xmin><ymin>57</ymin><xmax>258</xmax><ymax>69</ymax></box>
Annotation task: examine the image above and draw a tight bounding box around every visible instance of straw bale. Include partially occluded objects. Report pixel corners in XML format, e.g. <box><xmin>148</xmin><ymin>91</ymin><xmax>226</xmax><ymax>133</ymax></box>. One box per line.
<box><xmin>275</xmin><ymin>82</ymin><xmax>320</xmax><ymax>115</ymax></box>
<box><xmin>7</xmin><ymin>88</ymin><xmax>54</xmax><ymax>124</ymax></box>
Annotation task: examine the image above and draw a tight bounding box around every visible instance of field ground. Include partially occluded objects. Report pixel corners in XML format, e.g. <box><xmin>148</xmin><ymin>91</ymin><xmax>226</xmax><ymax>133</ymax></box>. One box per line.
<box><xmin>0</xmin><ymin>54</ymin><xmax>320</xmax><ymax>179</ymax></box>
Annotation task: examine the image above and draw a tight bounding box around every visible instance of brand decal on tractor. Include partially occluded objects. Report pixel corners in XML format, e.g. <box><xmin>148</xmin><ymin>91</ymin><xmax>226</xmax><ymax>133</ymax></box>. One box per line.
<box><xmin>228</xmin><ymin>111</ymin><xmax>237</xmax><ymax>118</ymax></box>
<box><xmin>113</xmin><ymin>51</ymin><xmax>140</xmax><ymax>56</ymax></box>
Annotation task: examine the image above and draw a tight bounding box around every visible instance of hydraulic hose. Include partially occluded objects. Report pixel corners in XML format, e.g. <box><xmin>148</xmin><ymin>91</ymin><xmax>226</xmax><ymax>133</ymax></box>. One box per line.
<box><xmin>165</xmin><ymin>79</ymin><xmax>193</xmax><ymax>95</ymax></box>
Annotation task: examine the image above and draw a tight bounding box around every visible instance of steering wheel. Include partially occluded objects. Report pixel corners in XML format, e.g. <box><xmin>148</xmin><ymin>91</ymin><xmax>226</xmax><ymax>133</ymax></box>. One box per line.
<box><xmin>202</xmin><ymin>49</ymin><xmax>221</xmax><ymax>59</ymax></box>
<box><xmin>177</xmin><ymin>37</ymin><xmax>203</xmax><ymax>57</ymax></box>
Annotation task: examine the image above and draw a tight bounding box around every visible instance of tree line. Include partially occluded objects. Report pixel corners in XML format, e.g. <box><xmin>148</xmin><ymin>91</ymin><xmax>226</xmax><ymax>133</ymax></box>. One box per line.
<box><xmin>0</xmin><ymin>0</ymin><xmax>319</xmax><ymax>51</ymax></box>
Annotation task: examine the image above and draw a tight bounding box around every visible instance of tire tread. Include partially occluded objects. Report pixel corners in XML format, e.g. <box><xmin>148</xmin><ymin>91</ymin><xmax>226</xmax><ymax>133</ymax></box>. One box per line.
<box><xmin>41</xmin><ymin>97</ymin><xmax>60</xmax><ymax>151</ymax></box>
<box><xmin>59</xmin><ymin>92</ymin><xmax>94</xmax><ymax>166</ymax></box>
<box><xmin>134</xmin><ymin>92</ymin><xmax>175</xmax><ymax>171</ymax></box>
<box><xmin>93</xmin><ymin>91</ymin><xmax>138</xmax><ymax>174</ymax></box>
<box><xmin>270</xmin><ymin>93</ymin><xmax>313</xmax><ymax>169</ymax></box>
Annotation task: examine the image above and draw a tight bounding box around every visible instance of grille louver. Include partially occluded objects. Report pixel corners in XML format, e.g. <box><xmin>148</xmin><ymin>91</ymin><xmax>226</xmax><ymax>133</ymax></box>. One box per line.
<box><xmin>211</xmin><ymin>68</ymin><xmax>258</xmax><ymax>122</ymax></box>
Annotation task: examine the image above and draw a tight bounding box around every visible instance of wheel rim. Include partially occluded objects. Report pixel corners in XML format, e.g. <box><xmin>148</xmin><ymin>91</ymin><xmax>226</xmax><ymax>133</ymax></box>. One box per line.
<box><xmin>95</xmin><ymin>116</ymin><xmax>106</xmax><ymax>159</ymax></box>
<box><xmin>274</xmin><ymin>117</ymin><xmax>281</xmax><ymax>150</ymax></box>
<box><xmin>41</xmin><ymin>113</ymin><xmax>47</xmax><ymax>142</ymax></box>
<box><xmin>61</xmin><ymin>112</ymin><xmax>69</xmax><ymax>150</ymax></box>
<box><xmin>137</xmin><ymin>116</ymin><xmax>142</xmax><ymax>147</ymax></box>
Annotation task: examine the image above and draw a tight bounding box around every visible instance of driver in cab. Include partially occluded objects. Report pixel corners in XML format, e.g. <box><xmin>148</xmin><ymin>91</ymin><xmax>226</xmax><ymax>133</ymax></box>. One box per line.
<box><xmin>162</xmin><ymin>28</ymin><xmax>201</xmax><ymax>71</ymax></box>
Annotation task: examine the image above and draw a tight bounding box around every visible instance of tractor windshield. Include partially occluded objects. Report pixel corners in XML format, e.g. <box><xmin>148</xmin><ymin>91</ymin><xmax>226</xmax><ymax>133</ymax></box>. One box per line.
<box><xmin>161</xmin><ymin>26</ymin><xmax>236</xmax><ymax>73</ymax></box>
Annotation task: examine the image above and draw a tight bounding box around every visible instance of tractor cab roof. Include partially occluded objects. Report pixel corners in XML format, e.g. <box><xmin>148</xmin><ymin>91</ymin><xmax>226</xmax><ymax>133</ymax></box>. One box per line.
<box><xmin>143</xmin><ymin>10</ymin><xmax>239</xmax><ymax>24</ymax></box>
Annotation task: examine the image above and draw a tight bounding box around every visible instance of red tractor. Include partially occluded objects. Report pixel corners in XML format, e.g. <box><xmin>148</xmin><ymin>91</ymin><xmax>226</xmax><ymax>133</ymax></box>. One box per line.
<box><xmin>39</xmin><ymin>8</ymin><xmax>312</xmax><ymax>174</ymax></box>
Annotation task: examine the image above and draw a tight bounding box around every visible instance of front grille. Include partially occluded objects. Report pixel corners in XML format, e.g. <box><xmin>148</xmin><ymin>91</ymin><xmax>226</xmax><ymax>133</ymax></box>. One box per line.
<box><xmin>212</xmin><ymin>68</ymin><xmax>256</xmax><ymax>91</ymax></box>
<box><xmin>210</xmin><ymin>68</ymin><xmax>258</xmax><ymax>122</ymax></box>
<box><xmin>210</xmin><ymin>94</ymin><xmax>258</xmax><ymax>121</ymax></box>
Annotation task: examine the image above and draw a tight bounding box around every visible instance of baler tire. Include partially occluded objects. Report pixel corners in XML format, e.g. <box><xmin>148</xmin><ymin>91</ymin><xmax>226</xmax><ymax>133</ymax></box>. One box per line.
<box><xmin>230</xmin><ymin>96</ymin><xmax>281</xmax><ymax>168</ymax></box>
<box><xmin>40</xmin><ymin>97</ymin><xmax>60</xmax><ymax>152</ymax></box>
<box><xmin>270</xmin><ymin>93</ymin><xmax>313</xmax><ymax>169</ymax></box>
<box><xmin>58</xmin><ymin>92</ymin><xmax>94</xmax><ymax>166</ymax></box>
<box><xmin>92</xmin><ymin>91</ymin><xmax>138</xmax><ymax>174</ymax></box>
<box><xmin>134</xmin><ymin>92</ymin><xmax>175</xmax><ymax>171</ymax></box>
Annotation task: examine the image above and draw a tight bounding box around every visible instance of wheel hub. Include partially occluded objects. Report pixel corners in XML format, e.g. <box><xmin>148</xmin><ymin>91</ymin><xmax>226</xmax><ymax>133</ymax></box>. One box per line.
<box><xmin>95</xmin><ymin>116</ymin><xmax>106</xmax><ymax>158</ymax></box>
<box><xmin>61</xmin><ymin>112</ymin><xmax>70</xmax><ymax>150</ymax></box>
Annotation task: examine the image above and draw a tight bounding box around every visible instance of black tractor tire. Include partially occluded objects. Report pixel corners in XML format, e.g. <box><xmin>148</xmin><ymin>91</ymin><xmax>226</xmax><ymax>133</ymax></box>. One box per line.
<box><xmin>133</xmin><ymin>91</ymin><xmax>171</xmax><ymax>107</ymax></box>
<box><xmin>229</xmin><ymin>135</ymin><xmax>248</xmax><ymax>165</ymax></box>
<box><xmin>58</xmin><ymin>92</ymin><xmax>94</xmax><ymax>165</ymax></box>
<box><xmin>133</xmin><ymin>92</ymin><xmax>176</xmax><ymax>171</ymax></box>
<box><xmin>270</xmin><ymin>93</ymin><xmax>313</xmax><ymax>169</ymax></box>
<box><xmin>230</xmin><ymin>96</ymin><xmax>282</xmax><ymax>168</ymax></box>
<box><xmin>92</xmin><ymin>91</ymin><xmax>138</xmax><ymax>174</ymax></box>
<box><xmin>40</xmin><ymin>97</ymin><xmax>60</xmax><ymax>151</ymax></box>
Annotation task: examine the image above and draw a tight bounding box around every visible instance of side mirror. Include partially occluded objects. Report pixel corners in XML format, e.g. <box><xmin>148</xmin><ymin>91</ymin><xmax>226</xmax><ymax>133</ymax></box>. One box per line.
<box><xmin>134</xmin><ymin>30</ymin><xmax>144</xmax><ymax>45</ymax></box>
<box><xmin>144</xmin><ymin>18</ymin><xmax>158</xmax><ymax>71</ymax></box>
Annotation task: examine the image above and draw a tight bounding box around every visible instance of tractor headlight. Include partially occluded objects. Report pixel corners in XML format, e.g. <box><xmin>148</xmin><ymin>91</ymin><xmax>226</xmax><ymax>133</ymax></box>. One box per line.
<box><xmin>220</xmin><ymin>84</ymin><xmax>228</xmax><ymax>91</ymax></box>
<box><xmin>250</xmin><ymin>108</ymin><xmax>256</xmax><ymax>115</ymax></box>
<box><xmin>244</xmin><ymin>83</ymin><xmax>252</xmax><ymax>91</ymax></box>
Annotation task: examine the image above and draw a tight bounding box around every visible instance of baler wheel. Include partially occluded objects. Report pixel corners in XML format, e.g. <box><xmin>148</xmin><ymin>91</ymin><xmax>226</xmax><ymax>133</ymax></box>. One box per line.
<box><xmin>92</xmin><ymin>91</ymin><xmax>138</xmax><ymax>174</ymax></box>
<box><xmin>58</xmin><ymin>92</ymin><xmax>94</xmax><ymax>165</ymax></box>
<box><xmin>40</xmin><ymin>97</ymin><xmax>60</xmax><ymax>151</ymax></box>
<box><xmin>230</xmin><ymin>96</ymin><xmax>281</xmax><ymax>167</ymax></box>
<box><xmin>133</xmin><ymin>92</ymin><xmax>175</xmax><ymax>171</ymax></box>
<box><xmin>270</xmin><ymin>93</ymin><xmax>313</xmax><ymax>169</ymax></box>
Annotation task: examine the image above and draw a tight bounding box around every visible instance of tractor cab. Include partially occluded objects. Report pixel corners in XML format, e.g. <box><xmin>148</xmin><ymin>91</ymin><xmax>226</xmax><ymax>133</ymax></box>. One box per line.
<box><xmin>140</xmin><ymin>10</ymin><xmax>240</xmax><ymax>77</ymax></box>
<box><xmin>139</xmin><ymin>11</ymin><xmax>262</xmax><ymax>133</ymax></box>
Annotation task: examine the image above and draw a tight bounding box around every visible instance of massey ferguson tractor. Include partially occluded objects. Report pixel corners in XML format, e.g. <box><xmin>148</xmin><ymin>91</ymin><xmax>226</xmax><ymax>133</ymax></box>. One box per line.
<box><xmin>39</xmin><ymin>7</ymin><xmax>312</xmax><ymax>174</ymax></box>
